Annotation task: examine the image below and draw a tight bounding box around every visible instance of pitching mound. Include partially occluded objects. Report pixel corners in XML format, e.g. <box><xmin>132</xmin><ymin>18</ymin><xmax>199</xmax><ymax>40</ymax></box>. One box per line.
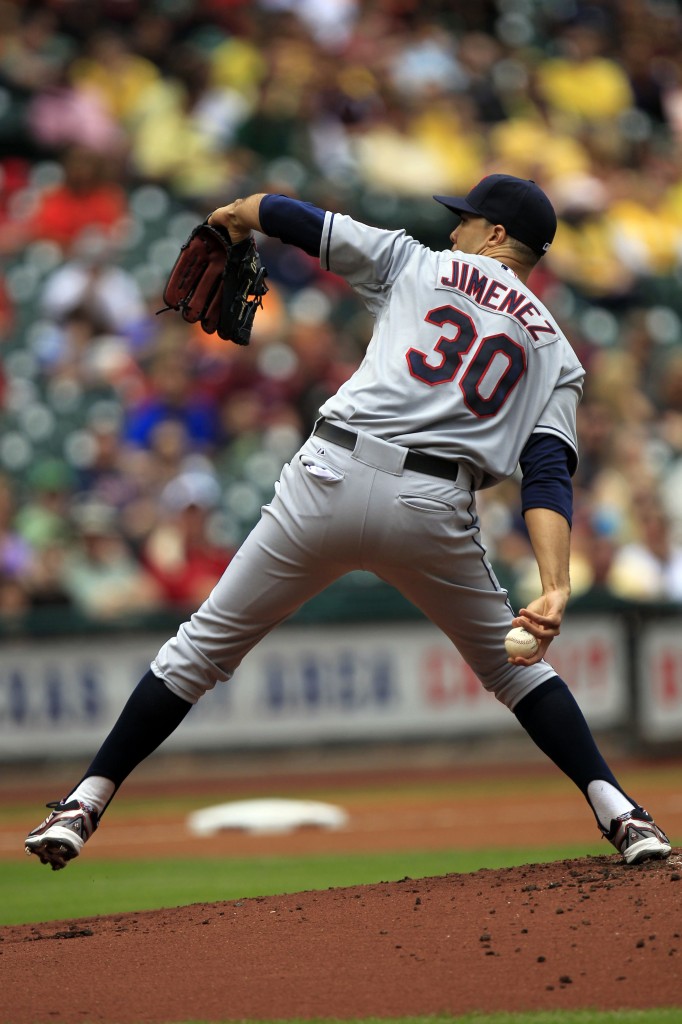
<box><xmin>3</xmin><ymin>853</ymin><xmax>680</xmax><ymax>1022</ymax></box>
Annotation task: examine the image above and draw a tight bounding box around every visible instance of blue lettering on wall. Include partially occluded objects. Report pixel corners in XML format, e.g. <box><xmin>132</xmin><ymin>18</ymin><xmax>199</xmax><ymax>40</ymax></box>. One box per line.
<box><xmin>0</xmin><ymin>664</ymin><xmax>107</xmax><ymax>728</ymax></box>
<box><xmin>8</xmin><ymin>671</ymin><xmax>27</xmax><ymax>724</ymax></box>
<box><xmin>262</xmin><ymin>650</ymin><xmax>397</xmax><ymax>713</ymax></box>
<box><xmin>265</xmin><ymin>662</ymin><xmax>286</xmax><ymax>711</ymax></box>
<box><xmin>46</xmin><ymin>668</ymin><xmax>64</xmax><ymax>722</ymax></box>
<box><xmin>302</xmin><ymin>657</ymin><xmax>321</xmax><ymax>706</ymax></box>
<box><xmin>338</xmin><ymin>651</ymin><xmax>355</xmax><ymax>709</ymax></box>
<box><xmin>81</xmin><ymin>668</ymin><xmax>102</xmax><ymax>721</ymax></box>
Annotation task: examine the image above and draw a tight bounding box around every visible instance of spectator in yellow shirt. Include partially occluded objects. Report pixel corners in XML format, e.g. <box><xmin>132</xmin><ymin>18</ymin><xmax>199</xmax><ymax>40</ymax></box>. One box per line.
<box><xmin>536</xmin><ymin>17</ymin><xmax>634</xmax><ymax>126</ymax></box>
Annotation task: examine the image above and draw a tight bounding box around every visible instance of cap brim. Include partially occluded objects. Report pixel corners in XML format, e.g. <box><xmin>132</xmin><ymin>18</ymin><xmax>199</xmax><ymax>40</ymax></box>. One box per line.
<box><xmin>433</xmin><ymin>194</ymin><xmax>480</xmax><ymax>216</ymax></box>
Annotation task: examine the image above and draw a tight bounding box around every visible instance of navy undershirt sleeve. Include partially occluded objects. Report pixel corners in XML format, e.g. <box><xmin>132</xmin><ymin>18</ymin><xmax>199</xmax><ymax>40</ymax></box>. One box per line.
<box><xmin>519</xmin><ymin>433</ymin><xmax>574</xmax><ymax>527</ymax></box>
<box><xmin>258</xmin><ymin>194</ymin><xmax>325</xmax><ymax>257</ymax></box>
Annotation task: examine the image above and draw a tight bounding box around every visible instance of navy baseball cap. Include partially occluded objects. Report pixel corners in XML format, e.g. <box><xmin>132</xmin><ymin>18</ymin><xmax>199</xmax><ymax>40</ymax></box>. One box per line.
<box><xmin>434</xmin><ymin>174</ymin><xmax>557</xmax><ymax>256</ymax></box>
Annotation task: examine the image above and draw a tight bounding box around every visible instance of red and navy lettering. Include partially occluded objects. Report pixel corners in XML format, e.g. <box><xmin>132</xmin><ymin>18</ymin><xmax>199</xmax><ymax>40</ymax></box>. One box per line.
<box><xmin>440</xmin><ymin>259</ymin><xmax>557</xmax><ymax>343</ymax></box>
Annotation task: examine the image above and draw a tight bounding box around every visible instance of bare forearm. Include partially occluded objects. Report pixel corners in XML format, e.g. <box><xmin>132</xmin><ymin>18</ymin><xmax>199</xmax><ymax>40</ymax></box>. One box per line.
<box><xmin>524</xmin><ymin>507</ymin><xmax>571</xmax><ymax>598</ymax></box>
<box><xmin>208</xmin><ymin>194</ymin><xmax>266</xmax><ymax>242</ymax></box>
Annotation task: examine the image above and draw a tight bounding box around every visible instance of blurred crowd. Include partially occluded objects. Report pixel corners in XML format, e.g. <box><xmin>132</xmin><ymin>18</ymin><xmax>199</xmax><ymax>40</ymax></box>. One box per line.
<box><xmin>1</xmin><ymin>0</ymin><xmax>682</xmax><ymax>626</ymax></box>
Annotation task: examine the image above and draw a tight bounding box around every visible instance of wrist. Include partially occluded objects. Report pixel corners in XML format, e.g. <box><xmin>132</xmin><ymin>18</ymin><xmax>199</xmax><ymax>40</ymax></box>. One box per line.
<box><xmin>543</xmin><ymin>583</ymin><xmax>571</xmax><ymax>597</ymax></box>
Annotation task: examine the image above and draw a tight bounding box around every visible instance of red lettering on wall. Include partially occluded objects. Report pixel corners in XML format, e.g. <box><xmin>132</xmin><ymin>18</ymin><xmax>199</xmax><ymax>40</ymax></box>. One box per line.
<box><xmin>422</xmin><ymin>649</ymin><xmax>481</xmax><ymax>705</ymax></box>
<box><xmin>658</xmin><ymin>651</ymin><xmax>682</xmax><ymax>705</ymax></box>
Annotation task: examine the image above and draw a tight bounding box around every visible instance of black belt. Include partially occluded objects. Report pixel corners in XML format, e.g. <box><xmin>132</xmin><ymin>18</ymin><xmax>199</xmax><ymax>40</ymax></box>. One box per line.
<box><xmin>313</xmin><ymin>419</ymin><xmax>461</xmax><ymax>483</ymax></box>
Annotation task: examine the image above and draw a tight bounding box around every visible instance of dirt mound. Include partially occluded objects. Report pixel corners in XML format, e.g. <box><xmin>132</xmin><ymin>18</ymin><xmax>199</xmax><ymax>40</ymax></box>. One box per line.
<box><xmin>3</xmin><ymin>854</ymin><xmax>680</xmax><ymax>1022</ymax></box>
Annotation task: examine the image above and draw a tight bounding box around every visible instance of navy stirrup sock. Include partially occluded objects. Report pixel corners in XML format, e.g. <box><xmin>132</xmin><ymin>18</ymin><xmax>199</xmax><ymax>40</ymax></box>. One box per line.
<box><xmin>79</xmin><ymin>669</ymin><xmax>192</xmax><ymax>793</ymax></box>
<box><xmin>513</xmin><ymin>676</ymin><xmax>635</xmax><ymax>804</ymax></box>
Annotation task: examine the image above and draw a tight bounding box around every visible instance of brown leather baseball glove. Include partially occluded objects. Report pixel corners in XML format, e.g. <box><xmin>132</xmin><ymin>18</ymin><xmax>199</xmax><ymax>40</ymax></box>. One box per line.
<box><xmin>159</xmin><ymin>221</ymin><xmax>268</xmax><ymax>345</ymax></box>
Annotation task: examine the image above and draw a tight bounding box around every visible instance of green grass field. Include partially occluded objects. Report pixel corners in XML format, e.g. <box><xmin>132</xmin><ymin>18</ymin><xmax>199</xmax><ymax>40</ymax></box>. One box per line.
<box><xmin>2</xmin><ymin>842</ymin><xmax>610</xmax><ymax>926</ymax></box>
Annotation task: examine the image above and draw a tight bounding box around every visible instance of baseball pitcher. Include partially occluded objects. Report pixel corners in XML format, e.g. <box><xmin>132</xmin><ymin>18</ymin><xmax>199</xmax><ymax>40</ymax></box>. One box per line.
<box><xmin>25</xmin><ymin>175</ymin><xmax>671</xmax><ymax>869</ymax></box>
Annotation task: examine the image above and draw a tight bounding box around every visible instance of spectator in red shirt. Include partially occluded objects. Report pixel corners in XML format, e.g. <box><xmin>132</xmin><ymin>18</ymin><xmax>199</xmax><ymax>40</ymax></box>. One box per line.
<box><xmin>35</xmin><ymin>145</ymin><xmax>127</xmax><ymax>247</ymax></box>
<box><xmin>0</xmin><ymin>144</ymin><xmax>128</xmax><ymax>253</ymax></box>
<box><xmin>142</xmin><ymin>469</ymin><xmax>235</xmax><ymax>609</ymax></box>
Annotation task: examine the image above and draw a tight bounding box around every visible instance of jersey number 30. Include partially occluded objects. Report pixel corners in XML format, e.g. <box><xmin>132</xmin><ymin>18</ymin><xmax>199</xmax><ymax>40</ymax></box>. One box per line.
<box><xmin>406</xmin><ymin>304</ymin><xmax>526</xmax><ymax>417</ymax></box>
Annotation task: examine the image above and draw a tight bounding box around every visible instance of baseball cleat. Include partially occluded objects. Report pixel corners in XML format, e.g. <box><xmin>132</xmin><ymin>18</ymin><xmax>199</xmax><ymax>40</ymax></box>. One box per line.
<box><xmin>25</xmin><ymin>799</ymin><xmax>99</xmax><ymax>870</ymax></box>
<box><xmin>605</xmin><ymin>809</ymin><xmax>672</xmax><ymax>865</ymax></box>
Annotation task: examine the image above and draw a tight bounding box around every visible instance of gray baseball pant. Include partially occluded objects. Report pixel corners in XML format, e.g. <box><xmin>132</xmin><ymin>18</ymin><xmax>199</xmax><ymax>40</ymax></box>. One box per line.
<box><xmin>152</xmin><ymin>428</ymin><xmax>557</xmax><ymax>708</ymax></box>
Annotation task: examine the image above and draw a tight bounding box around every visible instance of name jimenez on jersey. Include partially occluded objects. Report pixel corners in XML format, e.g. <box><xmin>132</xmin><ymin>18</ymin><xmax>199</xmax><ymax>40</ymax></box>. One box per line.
<box><xmin>438</xmin><ymin>256</ymin><xmax>556</xmax><ymax>344</ymax></box>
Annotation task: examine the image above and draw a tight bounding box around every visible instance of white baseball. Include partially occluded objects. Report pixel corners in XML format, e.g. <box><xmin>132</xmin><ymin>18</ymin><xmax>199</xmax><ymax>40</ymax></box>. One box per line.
<box><xmin>505</xmin><ymin>626</ymin><xmax>539</xmax><ymax>658</ymax></box>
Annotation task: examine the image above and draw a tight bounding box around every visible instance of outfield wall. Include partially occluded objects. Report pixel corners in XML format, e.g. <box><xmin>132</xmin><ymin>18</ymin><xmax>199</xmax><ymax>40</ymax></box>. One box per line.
<box><xmin>1</xmin><ymin>612</ymin><xmax>680</xmax><ymax>759</ymax></box>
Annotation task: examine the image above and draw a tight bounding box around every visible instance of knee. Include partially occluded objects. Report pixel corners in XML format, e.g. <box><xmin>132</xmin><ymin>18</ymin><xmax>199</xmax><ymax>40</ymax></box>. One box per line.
<box><xmin>481</xmin><ymin>664</ymin><xmax>558</xmax><ymax>712</ymax></box>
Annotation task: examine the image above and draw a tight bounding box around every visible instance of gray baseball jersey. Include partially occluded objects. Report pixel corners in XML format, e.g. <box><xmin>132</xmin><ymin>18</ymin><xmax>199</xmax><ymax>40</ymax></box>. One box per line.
<box><xmin>320</xmin><ymin>213</ymin><xmax>584</xmax><ymax>489</ymax></box>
